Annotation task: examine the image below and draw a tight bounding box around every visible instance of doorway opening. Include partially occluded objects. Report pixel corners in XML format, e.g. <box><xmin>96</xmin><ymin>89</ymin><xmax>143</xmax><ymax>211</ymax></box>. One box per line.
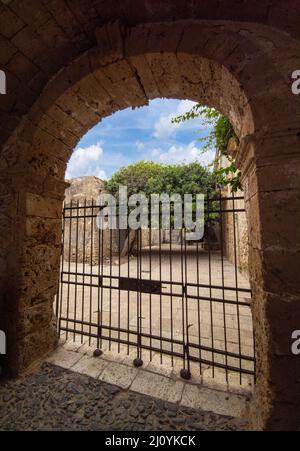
<box><xmin>55</xmin><ymin>100</ymin><xmax>255</xmax><ymax>388</ymax></box>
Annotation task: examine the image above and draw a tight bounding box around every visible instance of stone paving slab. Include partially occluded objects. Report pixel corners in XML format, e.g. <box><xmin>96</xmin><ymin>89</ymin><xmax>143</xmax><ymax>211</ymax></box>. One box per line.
<box><xmin>63</xmin><ymin>338</ymin><xmax>85</xmax><ymax>352</ymax></box>
<box><xmin>131</xmin><ymin>370</ymin><xmax>184</xmax><ymax>404</ymax></box>
<box><xmin>0</xmin><ymin>363</ymin><xmax>247</xmax><ymax>431</ymax></box>
<box><xmin>145</xmin><ymin>359</ymin><xmax>174</xmax><ymax>378</ymax></box>
<box><xmin>99</xmin><ymin>361</ymin><xmax>138</xmax><ymax>389</ymax></box>
<box><xmin>72</xmin><ymin>355</ymin><xmax>109</xmax><ymax>379</ymax></box>
<box><xmin>46</xmin><ymin>348</ymin><xmax>82</xmax><ymax>369</ymax></box>
<box><xmin>181</xmin><ymin>384</ymin><xmax>248</xmax><ymax>418</ymax></box>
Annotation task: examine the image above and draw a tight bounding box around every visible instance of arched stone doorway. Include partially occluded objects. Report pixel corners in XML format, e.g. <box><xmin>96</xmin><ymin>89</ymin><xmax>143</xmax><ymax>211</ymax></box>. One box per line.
<box><xmin>0</xmin><ymin>7</ymin><xmax>299</xmax><ymax>431</ymax></box>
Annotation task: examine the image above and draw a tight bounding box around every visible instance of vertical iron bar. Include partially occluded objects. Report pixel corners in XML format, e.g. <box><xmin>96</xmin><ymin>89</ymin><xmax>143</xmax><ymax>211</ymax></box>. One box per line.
<box><xmin>66</xmin><ymin>200</ymin><xmax>73</xmax><ymax>342</ymax></box>
<box><xmin>100</xmin><ymin>219</ymin><xmax>104</xmax><ymax>350</ymax></box>
<box><xmin>118</xmin><ymin>215</ymin><xmax>121</xmax><ymax>354</ymax></box>
<box><xmin>170</xmin><ymin>218</ymin><xmax>174</xmax><ymax>366</ymax></box>
<box><xmin>184</xmin><ymin>226</ymin><xmax>191</xmax><ymax>377</ymax></box>
<box><xmin>89</xmin><ymin>200</ymin><xmax>94</xmax><ymax>346</ymax></box>
<box><xmin>127</xmin><ymin>224</ymin><xmax>130</xmax><ymax>355</ymax></box>
<box><xmin>57</xmin><ymin>205</ymin><xmax>66</xmax><ymax>337</ymax></box>
<box><xmin>159</xmin><ymin>212</ymin><xmax>163</xmax><ymax>364</ymax></box>
<box><xmin>207</xmin><ymin>192</ymin><xmax>215</xmax><ymax>378</ymax></box>
<box><xmin>138</xmin><ymin>228</ymin><xmax>142</xmax><ymax>362</ymax></box>
<box><xmin>136</xmin><ymin>229</ymin><xmax>140</xmax><ymax>359</ymax></box>
<box><xmin>81</xmin><ymin>199</ymin><xmax>87</xmax><ymax>344</ymax></box>
<box><xmin>73</xmin><ymin>200</ymin><xmax>79</xmax><ymax>342</ymax></box>
<box><xmin>232</xmin><ymin>192</ymin><xmax>243</xmax><ymax>384</ymax></box>
<box><xmin>196</xmin><ymin>235</ymin><xmax>202</xmax><ymax>375</ymax></box>
<box><xmin>149</xmin><ymin>210</ymin><xmax>153</xmax><ymax>362</ymax></box>
<box><xmin>97</xmin><ymin>203</ymin><xmax>101</xmax><ymax>351</ymax></box>
<box><xmin>139</xmin><ymin>227</ymin><xmax>143</xmax><ymax>362</ymax></box>
<box><xmin>109</xmin><ymin>227</ymin><xmax>112</xmax><ymax>350</ymax></box>
<box><xmin>180</xmin><ymin>227</ymin><xmax>186</xmax><ymax>371</ymax></box>
<box><xmin>219</xmin><ymin>191</ymin><xmax>229</xmax><ymax>381</ymax></box>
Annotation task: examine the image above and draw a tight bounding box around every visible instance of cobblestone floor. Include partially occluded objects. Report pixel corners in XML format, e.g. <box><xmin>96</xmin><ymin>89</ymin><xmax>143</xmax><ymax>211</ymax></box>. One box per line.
<box><xmin>0</xmin><ymin>363</ymin><xmax>247</xmax><ymax>431</ymax></box>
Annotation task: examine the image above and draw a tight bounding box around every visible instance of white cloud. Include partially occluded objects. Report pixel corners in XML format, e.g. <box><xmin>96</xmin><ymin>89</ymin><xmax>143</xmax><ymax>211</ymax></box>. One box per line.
<box><xmin>151</xmin><ymin>148</ymin><xmax>162</xmax><ymax>158</ymax></box>
<box><xmin>151</xmin><ymin>141</ymin><xmax>215</xmax><ymax>167</ymax></box>
<box><xmin>153</xmin><ymin>100</ymin><xmax>197</xmax><ymax>139</ymax></box>
<box><xmin>135</xmin><ymin>140</ymin><xmax>145</xmax><ymax>151</ymax></box>
<box><xmin>94</xmin><ymin>169</ymin><xmax>108</xmax><ymax>180</ymax></box>
<box><xmin>176</xmin><ymin>99</ymin><xmax>198</xmax><ymax>116</ymax></box>
<box><xmin>66</xmin><ymin>142</ymin><xmax>108</xmax><ymax>180</ymax></box>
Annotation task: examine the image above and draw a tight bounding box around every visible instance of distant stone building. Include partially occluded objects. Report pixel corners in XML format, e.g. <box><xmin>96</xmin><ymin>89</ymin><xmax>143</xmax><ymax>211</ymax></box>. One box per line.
<box><xmin>63</xmin><ymin>176</ymin><xmax>160</xmax><ymax>263</ymax></box>
<box><xmin>65</xmin><ymin>176</ymin><xmax>106</xmax><ymax>204</ymax></box>
<box><xmin>64</xmin><ymin>176</ymin><xmax>118</xmax><ymax>263</ymax></box>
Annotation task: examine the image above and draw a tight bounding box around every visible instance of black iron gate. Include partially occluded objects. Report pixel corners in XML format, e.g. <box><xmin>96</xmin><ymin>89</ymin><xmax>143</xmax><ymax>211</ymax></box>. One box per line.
<box><xmin>55</xmin><ymin>193</ymin><xmax>255</xmax><ymax>383</ymax></box>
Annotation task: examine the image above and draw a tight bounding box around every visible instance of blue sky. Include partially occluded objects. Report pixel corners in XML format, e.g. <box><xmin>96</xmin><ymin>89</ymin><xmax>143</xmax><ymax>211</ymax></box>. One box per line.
<box><xmin>66</xmin><ymin>98</ymin><xmax>215</xmax><ymax>180</ymax></box>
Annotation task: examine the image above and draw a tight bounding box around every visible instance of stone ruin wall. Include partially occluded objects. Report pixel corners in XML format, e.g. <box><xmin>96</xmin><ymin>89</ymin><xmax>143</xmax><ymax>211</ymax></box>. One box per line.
<box><xmin>64</xmin><ymin>177</ymin><xmax>161</xmax><ymax>264</ymax></box>
<box><xmin>64</xmin><ymin>176</ymin><xmax>118</xmax><ymax>263</ymax></box>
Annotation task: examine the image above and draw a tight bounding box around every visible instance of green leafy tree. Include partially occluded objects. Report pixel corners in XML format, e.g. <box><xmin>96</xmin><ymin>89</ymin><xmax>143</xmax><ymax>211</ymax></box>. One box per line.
<box><xmin>172</xmin><ymin>104</ymin><xmax>242</xmax><ymax>191</ymax></box>
<box><xmin>105</xmin><ymin>160</ymin><xmax>216</xmax><ymax>199</ymax></box>
<box><xmin>105</xmin><ymin>161</ymin><xmax>218</xmax><ymax>227</ymax></box>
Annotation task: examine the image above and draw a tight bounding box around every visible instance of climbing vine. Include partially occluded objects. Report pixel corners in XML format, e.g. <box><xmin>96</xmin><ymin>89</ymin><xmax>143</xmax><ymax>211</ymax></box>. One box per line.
<box><xmin>172</xmin><ymin>104</ymin><xmax>242</xmax><ymax>192</ymax></box>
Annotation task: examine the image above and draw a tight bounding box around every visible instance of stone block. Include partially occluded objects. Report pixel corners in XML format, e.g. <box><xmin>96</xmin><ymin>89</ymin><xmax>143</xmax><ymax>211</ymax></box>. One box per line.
<box><xmin>95</xmin><ymin>21</ymin><xmax>125</xmax><ymax>64</ymax></box>
<box><xmin>46</xmin><ymin>348</ymin><xmax>82</xmax><ymax>369</ymax></box>
<box><xmin>7</xmin><ymin>53</ymin><xmax>39</xmax><ymax>84</ymax></box>
<box><xmin>0</xmin><ymin>6</ymin><xmax>24</xmax><ymax>39</ymax></box>
<box><xmin>0</xmin><ymin>35</ymin><xmax>17</xmax><ymax>65</ymax></box>
<box><xmin>131</xmin><ymin>370</ymin><xmax>184</xmax><ymax>403</ymax></box>
<box><xmin>99</xmin><ymin>362</ymin><xmax>138</xmax><ymax>389</ymax></box>
<box><xmin>25</xmin><ymin>192</ymin><xmax>62</xmax><ymax>219</ymax></box>
<box><xmin>71</xmin><ymin>354</ymin><xmax>109</xmax><ymax>379</ymax></box>
<box><xmin>181</xmin><ymin>384</ymin><xmax>248</xmax><ymax>418</ymax></box>
<box><xmin>17</xmin><ymin>324</ymin><xmax>58</xmax><ymax>372</ymax></box>
<box><xmin>63</xmin><ymin>338</ymin><xmax>86</xmax><ymax>353</ymax></box>
<box><xmin>26</xmin><ymin>217</ymin><xmax>61</xmax><ymax>245</ymax></box>
<box><xmin>19</xmin><ymin>302</ymin><xmax>54</xmax><ymax>336</ymax></box>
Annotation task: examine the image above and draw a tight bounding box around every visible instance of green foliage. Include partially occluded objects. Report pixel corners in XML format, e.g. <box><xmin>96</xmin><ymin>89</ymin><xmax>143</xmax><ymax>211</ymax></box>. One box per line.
<box><xmin>214</xmin><ymin>161</ymin><xmax>242</xmax><ymax>193</ymax></box>
<box><xmin>105</xmin><ymin>161</ymin><xmax>218</xmax><ymax>227</ymax></box>
<box><xmin>105</xmin><ymin>160</ymin><xmax>216</xmax><ymax>198</ymax></box>
<box><xmin>172</xmin><ymin>104</ymin><xmax>242</xmax><ymax>191</ymax></box>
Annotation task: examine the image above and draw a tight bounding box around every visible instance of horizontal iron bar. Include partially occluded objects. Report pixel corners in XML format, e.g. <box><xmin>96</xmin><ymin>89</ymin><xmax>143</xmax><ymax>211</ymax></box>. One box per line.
<box><xmin>59</xmin><ymin>281</ymin><xmax>251</xmax><ymax>307</ymax></box>
<box><xmin>63</xmin><ymin>208</ymin><xmax>246</xmax><ymax>220</ymax></box>
<box><xmin>63</xmin><ymin>196</ymin><xmax>245</xmax><ymax>210</ymax></box>
<box><xmin>61</xmin><ymin>271</ymin><xmax>252</xmax><ymax>294</ymax></box>
<box><xmin>60</xmin><ymin>279</ymin><xmax>251</xmax><ymax>307</ymax></box>
<box><xmin>60</xmin><ymin>317</ymin><xmax>255</xmax><ymax>363</ymax></box>
<box><xmin>60</xmin><ymin>325</ymin><xmax>255</xmax><ymax>376</ymax></box>
<box><xmin>63</xmin><ymin>206</ymin><xmax>246</xmax><ymax>216</ymax></box>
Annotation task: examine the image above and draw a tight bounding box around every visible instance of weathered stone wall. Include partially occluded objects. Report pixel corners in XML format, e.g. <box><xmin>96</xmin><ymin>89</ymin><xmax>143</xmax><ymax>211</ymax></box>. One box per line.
<box><xmin>0</xmin><ymin>0</ymin><xmax>299</xmax><ymax>431</ymax></box>
<box><xmin>222</xmin><ymin>196</ymin><xmax>249</xmax><ymax>275</ymax></box>
<box><xmin>217</xmin><ymin>140</ymin><xmax>249</xmax><ymax>275</ymax></box>
<box><xmin>64</xmin><ymin>176</ymin><xmax>118</xmax><ymax>262</ymax></box>
<box><xmin>63</xmin><ymin>177</ymin><xmax>161</xmax><ymax>262</ymax></box>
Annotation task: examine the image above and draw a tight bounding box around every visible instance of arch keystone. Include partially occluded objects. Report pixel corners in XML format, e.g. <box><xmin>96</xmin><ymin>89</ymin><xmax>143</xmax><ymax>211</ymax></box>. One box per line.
<box><xmin>95</xmin><ymin>20</ymin><xmax>127</xmax><ymax>65</ymax></box>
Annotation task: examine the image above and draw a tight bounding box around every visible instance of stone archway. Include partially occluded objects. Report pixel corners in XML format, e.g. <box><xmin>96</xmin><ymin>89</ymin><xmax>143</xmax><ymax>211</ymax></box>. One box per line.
<box><xmin>0</xmin><ymin>12</ymin><xmax>300</xmax><ymax>431</ymax></box>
